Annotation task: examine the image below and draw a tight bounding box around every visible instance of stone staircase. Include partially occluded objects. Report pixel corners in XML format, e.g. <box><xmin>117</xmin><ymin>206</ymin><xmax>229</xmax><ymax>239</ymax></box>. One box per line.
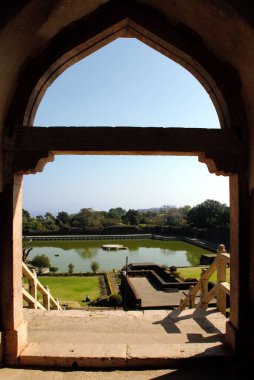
<box><xmin>20</xmin><ymin>307</ymin><xmax>230</xmax><ymax>368</ymax></box>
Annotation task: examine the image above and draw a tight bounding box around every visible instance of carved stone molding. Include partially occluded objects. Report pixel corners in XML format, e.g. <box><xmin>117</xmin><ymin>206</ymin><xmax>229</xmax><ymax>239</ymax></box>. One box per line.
<box><xmin>13</xmin><ymin>152</ymin><xmax>54</xmax><ymax>174</ymax></box>
<box><xmin>5</xmin><ymin>126</ymin><xmax>247</xmax><ymax>176</ymax></box>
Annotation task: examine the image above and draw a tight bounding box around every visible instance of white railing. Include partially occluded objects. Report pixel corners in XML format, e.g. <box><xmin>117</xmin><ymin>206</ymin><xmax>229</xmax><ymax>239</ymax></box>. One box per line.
<box><xmin>22</xmin><ymin>262</ymin><xmax>62</xmax><ymax>310</ymax></box>
<box><xmin>179</xmin><ymin>244</ymin><xmax>230</xmax><ymax>316</ymax></box>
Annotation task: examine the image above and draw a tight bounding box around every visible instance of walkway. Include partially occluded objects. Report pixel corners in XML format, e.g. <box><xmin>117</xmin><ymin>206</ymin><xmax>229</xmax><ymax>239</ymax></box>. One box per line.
<box><xmin>20</xmin><ymin>308</ymin><xmax>230</xmax><ymax>368</ymax></box>
<box><xmin>107</xmin><ymin>271</ymin><xmax>120</xmax><ymax>295</ymax></box>
<box><xmin>128</xmin><ymin>276</ymin><xmax>185</xmax><ymax>308</ymax></box>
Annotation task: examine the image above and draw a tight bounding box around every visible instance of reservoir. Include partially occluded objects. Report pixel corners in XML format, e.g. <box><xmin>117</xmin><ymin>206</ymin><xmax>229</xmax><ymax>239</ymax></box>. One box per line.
<box><xmin>30</xmin><ymin>238</ymin><xmax>213</xmax><ymax>272</ymax></box>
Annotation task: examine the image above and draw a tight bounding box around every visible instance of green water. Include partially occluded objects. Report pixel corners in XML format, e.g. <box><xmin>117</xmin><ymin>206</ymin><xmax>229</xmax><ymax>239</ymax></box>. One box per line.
<box><xmin>30</xmin><ymin>239</ymin><xmax>212</xmax><ymax>272</ymax></box>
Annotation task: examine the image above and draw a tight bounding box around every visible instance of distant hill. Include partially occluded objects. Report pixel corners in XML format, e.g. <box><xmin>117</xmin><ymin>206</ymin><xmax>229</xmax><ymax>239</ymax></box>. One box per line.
<box><xmin>137</xmin><ymin>205</ymin><xmax>175</xmax><ymax>212</ymax></box>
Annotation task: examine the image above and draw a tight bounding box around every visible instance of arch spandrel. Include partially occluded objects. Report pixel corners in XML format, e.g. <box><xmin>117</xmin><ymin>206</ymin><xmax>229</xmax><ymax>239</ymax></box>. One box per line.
<box><xmin>5</xmin><ymin>0</ymin><xmax>246</xmax><ymax>137</ymax></box>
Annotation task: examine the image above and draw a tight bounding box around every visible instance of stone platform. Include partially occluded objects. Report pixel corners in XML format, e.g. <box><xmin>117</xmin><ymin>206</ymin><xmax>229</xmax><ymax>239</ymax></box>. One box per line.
<box><xmin>20</xmin><ymin>308</ymin><xmax>230</xmax><ymax>369</ymax></box>
<box><xmin>127</xmin><ymin>276</ymin><xmax>186</xmax><ymax>308</ymax></box>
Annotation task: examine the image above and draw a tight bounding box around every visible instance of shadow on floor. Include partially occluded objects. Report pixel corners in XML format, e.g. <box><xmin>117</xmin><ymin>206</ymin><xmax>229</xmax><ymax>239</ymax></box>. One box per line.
<box><xmin>185</xmin><ymin>332</ymin><xmax>224</xmax><ymax>343</ymax></box>
<box><xmin>0</xmin><ymin>365</ymin><xmax>249</xmax><ymax>380</ymax></box>
<box><xmin>150</xmin><ymin>366</ymin><xmax>248</xmax><ymax>380</ymax></box>
<box><xmin>153</xmin><ymin>317</ymin><xmax>181</xmax><ymax>334</ymax></box>
<box><xmin>154</xmin><ymin>308</ymin><xmax>223</xmax><ymax>336</ymax></box>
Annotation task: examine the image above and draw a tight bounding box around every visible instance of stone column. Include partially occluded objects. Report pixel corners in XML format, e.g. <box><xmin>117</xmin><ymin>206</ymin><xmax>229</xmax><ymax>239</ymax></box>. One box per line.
<box><xmin>0</xmin><ymin>172</ymin><xmax>27</xmax><ymax>364</ymax></box>
<box><xmin>227</xmin><ymin>174</ymin><xmax>251</xmax><ymax>356</ymax></box>
<box><xmin>249</xmin><ymin>188</ymin><xmax>254</xmax><ymax>357</ymax></box>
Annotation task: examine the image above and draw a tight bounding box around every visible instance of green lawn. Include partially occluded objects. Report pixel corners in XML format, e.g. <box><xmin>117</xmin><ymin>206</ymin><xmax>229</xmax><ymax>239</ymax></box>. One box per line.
<box><xmin>37</xmin><ymin>276</ymin><xmax>100</xmax><ymax>307</ymax></box>
<box><xmin>178</xmin><ymin>266</ymin><xmax>230</xmax><ymax>283</ymax></box>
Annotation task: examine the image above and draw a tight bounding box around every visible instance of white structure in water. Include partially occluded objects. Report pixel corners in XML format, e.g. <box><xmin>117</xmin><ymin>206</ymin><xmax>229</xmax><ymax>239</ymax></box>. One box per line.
<box><xmin>101</xmin><ymin>244</ymin><xmax>128</xmax><ymax>251</ymax></box>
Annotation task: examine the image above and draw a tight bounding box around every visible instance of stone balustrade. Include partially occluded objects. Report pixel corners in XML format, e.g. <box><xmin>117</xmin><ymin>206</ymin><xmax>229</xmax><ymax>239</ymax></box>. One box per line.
<box><xmin>179</xmin><ymin>244</ymin><xmax>230</xmax><ymax>316</ymax></box>
<box><xmin>22</xmin><ymin>262</ymin><xmax>62</xmax><ymax>310</ymax></box>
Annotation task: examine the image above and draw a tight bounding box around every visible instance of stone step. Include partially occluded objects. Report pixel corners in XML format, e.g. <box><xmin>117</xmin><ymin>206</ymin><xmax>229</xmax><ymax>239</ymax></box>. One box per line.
<box><xmin>21</xmin><ymin>307</ymin><xmax>230</xmax><ymax>368</ymax></box>
<box><xmin>20</xmin><ymin>341</ymin><xmax>230</xmax><ymax>368</ymax></box>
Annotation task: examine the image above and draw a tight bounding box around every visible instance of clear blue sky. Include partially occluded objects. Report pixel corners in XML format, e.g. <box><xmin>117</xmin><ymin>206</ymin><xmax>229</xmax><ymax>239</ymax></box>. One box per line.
<box><xmin>23</xmin><ymin>38</ymin><xmax>229</xmax><ymax>215</ymax></box>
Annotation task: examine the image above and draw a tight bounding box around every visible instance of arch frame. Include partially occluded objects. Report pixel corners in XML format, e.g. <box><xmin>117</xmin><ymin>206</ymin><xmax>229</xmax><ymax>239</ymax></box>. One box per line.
<box><xmin>0</xmin><ymin>0</ymin><xmax>251</xmax><ymax>364</ymax></box>
<box><xmin>5</xmin><ymin>0</ymin><xmax>247</xmax><ymax>136</ymax></box>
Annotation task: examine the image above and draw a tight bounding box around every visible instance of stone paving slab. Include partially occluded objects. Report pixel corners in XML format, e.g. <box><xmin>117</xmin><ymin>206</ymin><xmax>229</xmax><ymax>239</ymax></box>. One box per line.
<box><xmin>20</xmin><ymin>343</ymin><xmax>126</xmax><ymax>368</ymax></box>
<box><xmin>127</xmin><ymin>342</ymin><xmax>228</xmax><ymax>360</ymax></box>
<box><xmin>23</xmin><ymin>308</ymin><xmax>227</xmax><ymax>344</ymax></box>
<box><xmin>20</xmin><ymin>342</ymin><xmax>230</xmax><ymax>369</ymax></box>
<box><xmin>20</xmin><ymin>308</ymin><xmax>230</xmax><ymax>368</ymax></box>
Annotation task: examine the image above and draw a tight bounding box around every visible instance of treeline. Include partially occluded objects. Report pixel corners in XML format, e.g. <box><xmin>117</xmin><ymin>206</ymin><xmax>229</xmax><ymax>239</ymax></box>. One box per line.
<box><xmin>23</xmin><ymin>199</ymin><xmax>230</xmax><ymax>245</ymax></box>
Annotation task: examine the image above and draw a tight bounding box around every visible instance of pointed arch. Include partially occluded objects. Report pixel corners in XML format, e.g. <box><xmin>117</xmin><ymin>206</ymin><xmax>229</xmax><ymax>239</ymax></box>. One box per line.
<box><xmin>6</xmin><ymin>0</ymin><xmax>246</xmax><ymax>136</ymax></box>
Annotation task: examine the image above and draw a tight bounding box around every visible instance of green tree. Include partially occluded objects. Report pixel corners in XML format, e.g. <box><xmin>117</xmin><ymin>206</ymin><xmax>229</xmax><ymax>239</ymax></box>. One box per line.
<box><xmin>31</xmin><ymin>254</ymin><xmax>51</xmax><ymax>273</ymax></box>
<box><xmin>90</xmin><ymin>261</ymin><xmax>100</xmax><ymax>274</ymax></box>
<box><xmin>24</xmin><ymin>217</ymin><xmax>45</xmax><ymax>231</ymax></box>
<box><xmin>44</xmin><ymin>212</ymin><xmax>57</xmax><ymax>230</ymax></box>
<box><xmin>108</xmin><ymin>207</ymin><xmax>126</xmax><ymax>219</ymax></box>
<box><xmin>68</xmin><ymin>263</ymin><xmax>74</xmax><ymax>273</ymax></box>
<box><xmin>56</xmin><ymin>211</ymin><xmax>70</xmax><ymax>226</ymax></box>
<box><xmin>101</xmin><ymin>217</ymin><xmax>120</xmax><ymax>227</ymax></box>
<box><xmin>49</xmin><ymin>266</ymin><xmax>58</xmax><ymax>273</ymax></box>
<box><xmin>187</xmin><ymin>199</ymin><xmax>229</xmax><ymax>228</ymax></box>
<box><xmin>165</xmin><ymin>207</ymin><xmax>183</xmax><ymax>227</ymax></box>
<box><xmin>122</xmin><ymin>209</ymin><xmax>140</xmax><ymax>225</ymax></box>
<box><xmin>71</xmin><ymin>208</ymin><xmax>94</xmax><ymax>228</ymax></box>
<box><xmin>22</xmin><ymin>209</ymin><xmax>31</xmax><ymax>232</ymax></box>
<box><xmin>22</xmin><ymin>236</ymin><xmax>33</xmax><ymax>262</ymax></box>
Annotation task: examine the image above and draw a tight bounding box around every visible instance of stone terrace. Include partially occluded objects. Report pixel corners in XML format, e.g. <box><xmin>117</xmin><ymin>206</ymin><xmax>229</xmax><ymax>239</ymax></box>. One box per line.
<box><xmin>20</xmin><ymin>308</ymin><xmax>230</xmax><ymax>368</ymax></box>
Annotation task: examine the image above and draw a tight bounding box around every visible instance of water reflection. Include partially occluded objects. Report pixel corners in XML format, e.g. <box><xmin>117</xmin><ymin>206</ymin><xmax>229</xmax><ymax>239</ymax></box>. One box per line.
<box><xmin>75</xmin><ymin>247</ymin><xmax>98</xmax><ymax>259</ymax></box>
<box><xmin>30</xmin><ymin>239</ymin><xmax>212</xmax><ymax>272</ymax></box>
<box><xmin>185</xmin><ymin>250</ymin><xmax>203</xmax><ymax>266</ymax></box>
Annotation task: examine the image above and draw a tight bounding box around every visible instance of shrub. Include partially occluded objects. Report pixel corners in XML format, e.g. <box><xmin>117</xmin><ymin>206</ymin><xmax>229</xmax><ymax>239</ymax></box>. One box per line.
<box><xmin>108</xmin><ymin>294</ymin><xmax>122</xmax><ymax>307</ymax></box>
<box><xmin>49</xmin><ymin>266</ymin><xmax>58</xmax><ymax>273</ymax></box>
<box><xmin>68</xmin><ymin>263</ymin><xmax>74</xmax><ymax>274</ymax></box>
<box><xmin>169</xmin><ymin>266</ymin><xmax>177</xmax><ymax>273</ymax></box>
<box><xmin>31</xmin><ymin>254</ymin><xmax>51</xmax><ymax>272</ymax></box>
<box><xmin>90</xmin><ymin>261</ymin><xmax>100</xmax><ymax>274</ymax></box>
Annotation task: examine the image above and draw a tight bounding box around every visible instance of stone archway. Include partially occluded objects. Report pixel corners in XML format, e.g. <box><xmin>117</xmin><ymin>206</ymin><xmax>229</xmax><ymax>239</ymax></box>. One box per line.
<box><xmin>1</xmin><ymin>0</ymin><xmax>249</xmax><ymax>364</ymax></box>
<box><xmin>6</xmin><ymin>1</ymin><xmax>246</xmax><ymax>134</ymax></box>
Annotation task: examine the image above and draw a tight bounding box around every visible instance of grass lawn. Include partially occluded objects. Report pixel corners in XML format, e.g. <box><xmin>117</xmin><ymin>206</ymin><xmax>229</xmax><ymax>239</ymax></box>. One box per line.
<box><xmin>37</xmin><ymin>276</ymin><xmax>100</xmax><ymax>307</ymax></box>
<box><xmin>178</xmin><ymin>266</ymin><xmax>230</xmax><ymax>283</ymax></box>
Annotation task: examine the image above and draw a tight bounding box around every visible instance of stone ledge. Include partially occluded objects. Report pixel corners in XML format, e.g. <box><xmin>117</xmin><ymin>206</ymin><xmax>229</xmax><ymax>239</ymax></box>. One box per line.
<box><xmin>20</xmin><ymin>341</ymin><xmax>231</xmax><ymax>369</ymax></box>
<box><xmin>20</xmin><ymin>308</ymin><xmax>229</xmax><ymax>368</ymax></box>
<box><xmin>20</xmin><ymin>342</ymin><xmax>126</xmax><ymax>368</ymax></box>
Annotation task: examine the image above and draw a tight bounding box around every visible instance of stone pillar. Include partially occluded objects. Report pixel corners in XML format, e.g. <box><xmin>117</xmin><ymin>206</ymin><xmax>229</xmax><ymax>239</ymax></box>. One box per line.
<box><xmin>249</xmin><ymin>188</ymin><xmax>254</xmax><ymax>357</ymax></box>
<box><xmin>0</xmin><ymin>172</ymin><xmax>27</xmax><ymax>364</ymax></box>
<box><xmin>227</xmin><ymin>174</ymin><xmax>251</xmax><ymax>356</ymax></box>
